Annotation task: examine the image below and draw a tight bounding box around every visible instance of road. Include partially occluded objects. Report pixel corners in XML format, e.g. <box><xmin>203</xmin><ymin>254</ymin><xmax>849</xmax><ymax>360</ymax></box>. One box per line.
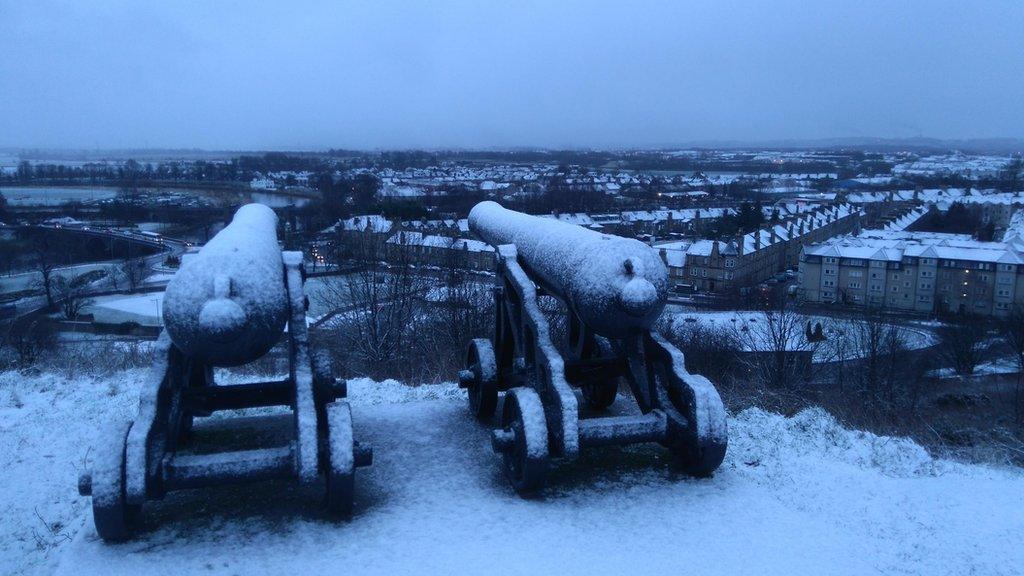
<box><xmin>1</xmin><ymin>224</ymin><xmax>187</xmax><ymax>320</ymax></box>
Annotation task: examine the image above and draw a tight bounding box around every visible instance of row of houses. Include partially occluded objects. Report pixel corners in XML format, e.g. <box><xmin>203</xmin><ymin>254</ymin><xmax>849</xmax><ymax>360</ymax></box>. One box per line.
<box><xmin>322</xmin><ymin>203</ymin><xmax>858</xmax><ymax>290</ymax></box>
<box><xmin>655</xmin><ymin>204</ymin><xmax>862</xmax><ymax>294</ymax></box>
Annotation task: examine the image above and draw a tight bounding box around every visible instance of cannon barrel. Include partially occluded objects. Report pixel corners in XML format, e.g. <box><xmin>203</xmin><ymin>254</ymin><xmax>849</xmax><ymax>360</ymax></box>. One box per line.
<box><xmin>163</xmin><ymin>203</ymin><xmax>288</xmax><ymax>366</ymax></box>
<box><xmin>469</xmin><ymin>201</ymin><xmax>668</xmax><ymax>339</ymax></box>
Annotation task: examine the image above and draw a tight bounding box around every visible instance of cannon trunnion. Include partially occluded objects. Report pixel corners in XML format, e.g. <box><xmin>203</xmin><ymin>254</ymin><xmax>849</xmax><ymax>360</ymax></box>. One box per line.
<box><xmin>462</xmin><ymin>203</ymin><xmax>728</xmax><ymax>494</ymax></box>
<box><xmin>78</xmin><ymin>204</ymin><xmax>372</xmax><ymax>542</ymax></box>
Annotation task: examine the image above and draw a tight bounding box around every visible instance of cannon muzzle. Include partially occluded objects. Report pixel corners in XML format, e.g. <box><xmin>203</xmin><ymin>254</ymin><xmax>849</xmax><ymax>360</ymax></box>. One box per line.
<box><xmin>163</xmin><ymin>203</ymin><xmax>288</xmax><ymax>366</ymax></box>
<box><xmin>469</xmin><ymin>201</ymin><xmax>668</xmax><ymax>338</ymax></box>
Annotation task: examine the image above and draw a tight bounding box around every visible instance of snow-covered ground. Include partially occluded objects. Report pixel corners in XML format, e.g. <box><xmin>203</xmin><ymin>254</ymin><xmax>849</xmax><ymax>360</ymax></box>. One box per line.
<box><xmin>1</xmin><ymin>370</ymin><xmax>1022</xmax><ymax>576</ymax></box>
<box><xmin>666</xmin><ymin>311</ymin><xmax>936</xmax><ymax>361</ymax></box>
<box><xmin>80</xmin><ymin>293</ymin><xmax>166</xmax><ymax>325</ymax></box>
<box><xmin>930</xmin><ymin>357</ymin><xmax>1022</xmax><ymax>379</ymax></box>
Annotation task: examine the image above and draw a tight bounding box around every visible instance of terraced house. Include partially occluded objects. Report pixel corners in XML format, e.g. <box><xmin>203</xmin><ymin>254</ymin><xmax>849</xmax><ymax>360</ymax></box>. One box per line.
<box><xmin>657</xmin><ymin>204</ymin><xmax>861</xmax><ymax>293</ymax></box>
<box><xmin>799</xmin><ymin>230</ymin><xmax>1024</xmax><ymax>317</ymax></box>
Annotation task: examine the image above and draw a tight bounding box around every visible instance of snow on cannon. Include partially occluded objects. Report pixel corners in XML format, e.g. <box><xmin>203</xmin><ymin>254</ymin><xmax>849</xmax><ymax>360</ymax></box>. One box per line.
<box><xmin>78</xmin><ymin>203</ymin><xmax>372</xmax><ymax>542</ymax></box>
<box><xmin>460</xmin><ymin>201</ymin><xmax>727</xmax><ymax>494</ymax></box>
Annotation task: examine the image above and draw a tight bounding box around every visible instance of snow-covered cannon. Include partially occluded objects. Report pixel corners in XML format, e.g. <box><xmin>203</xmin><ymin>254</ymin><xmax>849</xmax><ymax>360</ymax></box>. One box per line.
<box><xmin>78</xmin><ymin>203</ymin><xmax>372</xmax><ymax>542</ymax></box>
<box><xmin>461</xmin><ymin>201</ymin><xmax>727</xmax><ymax>494</ymax></box>
<box><xmin>468</xmin><ymin>201</ymin><xmax>668</xmax><ymax>339</ymax></box>
<box><xmin>163</xmin><ymin>203</ymin><xmax>288</xmax><ymax>367</ymax></box>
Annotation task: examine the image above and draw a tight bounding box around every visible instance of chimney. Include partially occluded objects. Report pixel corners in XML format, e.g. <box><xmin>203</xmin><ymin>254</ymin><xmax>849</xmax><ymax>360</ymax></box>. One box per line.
<box><xmin>770</xmin><ymin>227</ymin><xmax>778</xmax><ymax>244</ymax></box>
<box><xmin>736</xmin><ymin>234</ymin><xmax>745</xmax><ymax>256</ymax></box>
<box><xmin>754</xmin><ymin>230</ymin><xmax>762</xmax><ymax>250</ymax></box>
<box><xmin>659</xmin><ymin>248</ymin><xmax>668</xmax><ymax>265</ymax></box>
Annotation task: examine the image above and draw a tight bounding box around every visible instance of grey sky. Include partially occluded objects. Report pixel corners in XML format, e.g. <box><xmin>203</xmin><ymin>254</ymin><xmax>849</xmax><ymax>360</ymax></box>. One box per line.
<box><xmin>2</xmin><ymin>0</ymin><xmax>1023</xmax><ymax>150</ymax></box>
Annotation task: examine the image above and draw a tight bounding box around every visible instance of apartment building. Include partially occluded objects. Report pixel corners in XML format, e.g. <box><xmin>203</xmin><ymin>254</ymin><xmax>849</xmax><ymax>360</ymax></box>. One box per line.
<box><xmin>799</xmin><ymin>230</ymin><xmax>1024</xmax><ymax>317</ymax></box>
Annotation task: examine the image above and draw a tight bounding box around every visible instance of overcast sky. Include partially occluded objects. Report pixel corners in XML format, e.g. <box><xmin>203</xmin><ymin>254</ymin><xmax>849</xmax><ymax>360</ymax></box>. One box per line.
<box><xmin>2</xmin><ymin>0</ymin><xmax>1023</xmax><ymax>150</ymax></box>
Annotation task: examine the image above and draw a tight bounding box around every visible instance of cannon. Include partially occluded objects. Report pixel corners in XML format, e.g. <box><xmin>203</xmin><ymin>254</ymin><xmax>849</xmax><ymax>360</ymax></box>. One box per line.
<box><xmin>78</xmin><ymin>203</ymin><xmax>371</xmax><ymax>542</ymax></box>
<box><xmin>461</xmin><ymin>201</ymin><xmax>727</xmax><ymax>494</ymax></box>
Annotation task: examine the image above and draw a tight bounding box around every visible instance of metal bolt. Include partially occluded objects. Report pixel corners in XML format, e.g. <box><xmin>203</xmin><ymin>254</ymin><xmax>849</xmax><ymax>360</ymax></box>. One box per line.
<box><xmin>491</xmin><ymin>428</ymin><xmax>515</xmax><ymax>453</ymax></box>
<box><xmin>332</xmin><ymin>379</ymin><xmax>348</xmax><ymax>399</ymax></box>
<box><xmin>78</xmin><ymin>472</ymin><xmax>92</xmax><ymax>496</ymax></box>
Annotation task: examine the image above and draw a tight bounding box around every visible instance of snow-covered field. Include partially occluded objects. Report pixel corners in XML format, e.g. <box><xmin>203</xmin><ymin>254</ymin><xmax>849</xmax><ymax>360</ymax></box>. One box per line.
<box><xmin>80</xmin><ymin>293</ymin><xmax>166</xmax><ymax>325</ymax></box>
<box><xmin>1</xmin><ymin>370</ymin><xmax>1022</xmax><ymax>576</ymax></box>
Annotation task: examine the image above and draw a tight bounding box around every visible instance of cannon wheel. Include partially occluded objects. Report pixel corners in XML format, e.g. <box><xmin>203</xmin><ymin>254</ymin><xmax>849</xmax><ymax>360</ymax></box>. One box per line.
<box><xmin>500</xmin><ymin>388</ymin><xmax>549</xmax><ymax>495</ymax></box>
<box><xmin>91</xmin><ymin>421</ymin><xmax>141</xmax><ymax>542</ymax></box>
<box><xmin>580</xmin><ymin>336</ymin><xmax>619</xmax><ymax>410</ymax></box>
<box><xmin>655</xmin><ymin>362</ymin><xmax>728</xmax><ymax>477</ymax></box>
<box><xmin>465</xmin><ymin>338</ymin><xmax>498</xmax><ymax>420</ymax></box>
<box><xmin>325</xmin><ymin>401</ymin><xmax>355</xmax><ymax>517</ymax></box>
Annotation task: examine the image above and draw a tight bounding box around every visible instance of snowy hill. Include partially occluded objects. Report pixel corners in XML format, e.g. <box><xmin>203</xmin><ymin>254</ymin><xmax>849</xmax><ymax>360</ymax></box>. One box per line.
<box><xmin>1</xmin><ymin>371</ymin><xmax>1022</xmax><ymax>576</ymax></box>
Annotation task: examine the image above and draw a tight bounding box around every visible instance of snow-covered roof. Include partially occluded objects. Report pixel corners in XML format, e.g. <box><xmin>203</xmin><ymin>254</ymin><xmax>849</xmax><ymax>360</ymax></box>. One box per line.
<box><xmin>324</xmin><ymin>215</ymin><xmax>394</xmax><ymax>234</ymax></box>
<box><xmin>805</xmin><ymin>230</ymin><xmax>1024</xmax><ymax>265</ymax></box>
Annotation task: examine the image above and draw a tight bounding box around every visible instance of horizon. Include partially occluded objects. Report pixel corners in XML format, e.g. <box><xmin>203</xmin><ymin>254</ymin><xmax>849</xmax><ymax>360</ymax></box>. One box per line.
<box><xmin>2</xmin><ymin>1</ymin><xmax>1023</xmax><ymax>150</ymax></box>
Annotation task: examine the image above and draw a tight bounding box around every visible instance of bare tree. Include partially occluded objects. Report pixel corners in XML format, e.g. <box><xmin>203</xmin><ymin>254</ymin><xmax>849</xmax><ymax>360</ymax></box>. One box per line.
<box><xmin>739</xmin><ymin>298</ymin><xmax>819</xmax><ymax>393</ymax></box>
<box><xmin>51</xmin><ymin>275</ymin><xmax>94</xmax><ymax>320</ymax></box>
<box><xmin>29</xmin><ymin>232</ymin><xmax>61</xmax><ymax>309</ymax></box>
<box><xmin>121</xmin><ymin>257</ymin><xmax>146</xmax><ymax>292</ymax></box>
<box><xmin>8</xmin><ymin>319</ymin><xmax>58</xmax><ymax>368</ymax></box>
<box><xmin>936</xmin><ymin>314</ymin><xmax>996</xmax><ymax>378</ymax></box>
<box><xmin>315</xmin><ymin>231</ymin><xmax>427</xmax><ymax>380</ymax></box>
<box><xmin>999</xmin><ymin>306</ymin><xmax>1024</xmax><ymax>422</ymax></box>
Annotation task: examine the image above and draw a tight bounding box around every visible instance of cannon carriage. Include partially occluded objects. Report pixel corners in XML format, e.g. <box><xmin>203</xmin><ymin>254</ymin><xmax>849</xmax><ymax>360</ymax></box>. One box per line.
<box><xmin>78</xmin><ymin>204</ymin><xmax>371</xmax><ymax>541</ymax></box>
<box><xmin>460</xmin><ymin>201</ymin><xmax>728</xmax><ymax>494</ymax></box>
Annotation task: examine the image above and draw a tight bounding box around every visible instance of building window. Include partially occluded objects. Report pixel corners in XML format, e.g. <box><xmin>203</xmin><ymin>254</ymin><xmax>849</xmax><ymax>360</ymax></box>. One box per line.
<box><xmin>824</xmin><ymin>280</ymin><xmax>836</xmax><ymax>287</ymax></box>
<box><xmin>824</xmin><ymin>268</ymin><xmax>836</xmax><ymax>276</ymax></box>
<box><xmin>824</xmin><ymin>257</ymin><xmax>837</xmax><ymax>264</ymax></box>
<box><xmin>940</xmin><ymin>285</ymin><xmax>951</xmax><ymax>292</ymax></box>
<box><xmin>920</xmin><ymin>270</ymin><xmax>933</xmax><ymax>278</ymax></box>
<box><xmin>920</xmin><ymin>283</ymin><xmax>932</xmax><ymax>290</ymax></box>
<box><xmin>870</xmin><ymin>284</ymin><xmax>882</xmax><ymax>292</ymax></box>
<box><xmin>849</xmin><ymin>270</ymin><xmax>863</xmax><ymax>278</ymax></box>
<box><xmin>725</xmin><ymin>258</ymin><xmax>735</xmax><ymax>268</ymax></box>
<box><xmin>1000</xmin><ymin>264</ymin><xmax>1014</xmax><ymax>272</ymax></box>
<box><xmin>998</xmin><ymin>289</ymin><xmax>1011</xmax><ymax>297</ymax></box>
<box><xmin>847</xmin><ymin>282</ymin><xmax>861</xmax><ymax>289</ymax></box>
<box><xmin>690</xmin><ymin>268</ymin><xmax>697</xmax><ymax>276</ymax></box>
<box><xmin>892</xmin><ymin>274</ymin><xmax>899</xmax><ymax>281</ymax></box>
